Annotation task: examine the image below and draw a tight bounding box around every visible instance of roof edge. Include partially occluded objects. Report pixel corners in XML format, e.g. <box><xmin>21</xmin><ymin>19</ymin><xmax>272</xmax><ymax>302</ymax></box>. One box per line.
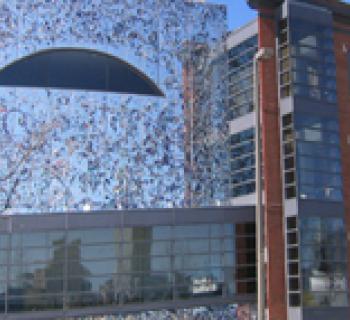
<box><xmin>246</xmin><ymin>0</ymin><xmax>284</xmax><ymax>10</ymax></box>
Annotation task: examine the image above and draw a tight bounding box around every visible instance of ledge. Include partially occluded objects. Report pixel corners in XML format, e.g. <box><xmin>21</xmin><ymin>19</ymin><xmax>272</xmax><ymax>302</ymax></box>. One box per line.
<box><xmin>246</xmin><ymin>0</ymin><xmax>283</xmax><ymax>9</ymax></box>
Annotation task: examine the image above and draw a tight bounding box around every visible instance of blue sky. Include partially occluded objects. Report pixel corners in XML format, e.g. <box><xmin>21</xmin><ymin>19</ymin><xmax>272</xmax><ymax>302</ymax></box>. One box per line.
<box><xmin>209</xmin><ymin>0</ymin><xmax>350</xmax><ymax>31</ymax></box>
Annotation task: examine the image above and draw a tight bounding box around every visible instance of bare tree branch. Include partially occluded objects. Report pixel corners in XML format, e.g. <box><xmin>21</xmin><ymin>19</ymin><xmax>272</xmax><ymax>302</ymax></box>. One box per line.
<box><xmin>0</xmin><ymin>120</ymin><xmax>58</xmax><ymax>182</ymax></box>
<box><xmin>1</xmin><ymin>120</ymin><xmax>60</xmax><ymax>212</ymax></box>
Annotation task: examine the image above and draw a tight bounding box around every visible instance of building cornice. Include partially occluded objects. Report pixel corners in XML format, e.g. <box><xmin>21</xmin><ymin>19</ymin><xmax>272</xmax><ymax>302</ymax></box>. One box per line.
<box><xmin>247</xmin><ymin>0</ymin><xmax>350</xmax><ymax>25</ymax></box>
<box><xmin>246</xmin><ymin>0</ymin><xmax>283</xmax><ymax>10</ymax></box>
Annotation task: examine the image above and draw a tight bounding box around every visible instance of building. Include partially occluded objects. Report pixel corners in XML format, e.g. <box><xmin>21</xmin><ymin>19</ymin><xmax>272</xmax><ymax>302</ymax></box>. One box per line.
<box><xmin>186</xmin><ymin>0</ymin><xmax>350</xmax><ymax>318</ymax></box>
<box><xmin>0</xmin><ymin>1</ymin><xmax>255</xmax><ymax>319</ymax></box>
<box><xmin>0</xmin><ymin>0</ymin><xmax>226</xmax><ymax>214</ymax></box>
<box><xmin>1</xmin><ymin>0</ymin><xmax>350</xmax><ymax>319</ymax></box>
<box><xmin>222</xmin><ymin>0</ymin><xmax>350</xmax><ymax>319</ymax></box>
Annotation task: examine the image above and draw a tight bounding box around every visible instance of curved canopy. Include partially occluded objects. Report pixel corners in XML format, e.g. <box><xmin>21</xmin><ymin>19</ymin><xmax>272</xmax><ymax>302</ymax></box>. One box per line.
<box><xmin>0</xmin><ymin>48</ymin><xmax>164</xmax><ymax>96</ymax></box>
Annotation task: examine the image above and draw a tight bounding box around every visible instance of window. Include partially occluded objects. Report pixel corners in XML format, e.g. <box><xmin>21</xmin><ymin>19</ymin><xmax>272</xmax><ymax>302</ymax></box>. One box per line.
<box><xmin>282</xmin><ymin>114</ymin><xmax>296</xmax><ymax>199</ymax></box>
<box><xmin>288</xmin><ymin>19</ymin><xmax>337</xmax><ymax>103</ymax></box>
<box><xmin>2</xmin><ymin>223</ymin><xmax>245</xmax><ymax>312</ymax></box>
<box><xmin>228</xmin><ymin>36</ymin><xmax>257</xmax><ymax>120</ymax></box>
<box><xmin>230</xmin><ymin>128</ymin><xmax>256</xmax><ymax>198</ymax></box>
<box><xmin>0</xmin><ymin>49</ymin><xmax>164</xmax><ymax>96</ymax></box>
<box><xmin>295</xmin><ymin>113</ymin><xmax>343</xmax><ymax>201</ymax></box>
<box><xmin>286</xmin><ymin>216</ymin><xmax>301</xmax><ymax>307</ymax></box>
<box><xmin>300</xmin><ymin>217</ymin><xmax>348</xmax><ymax>307</ymax></box>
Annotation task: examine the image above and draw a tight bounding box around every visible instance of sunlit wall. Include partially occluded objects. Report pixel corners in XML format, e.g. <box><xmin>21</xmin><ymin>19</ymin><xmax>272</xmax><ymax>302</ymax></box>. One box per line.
<box><xmin>0</xmin><ymin>0</ymin><xmax>226</xmax><ymax>213</ymax></box>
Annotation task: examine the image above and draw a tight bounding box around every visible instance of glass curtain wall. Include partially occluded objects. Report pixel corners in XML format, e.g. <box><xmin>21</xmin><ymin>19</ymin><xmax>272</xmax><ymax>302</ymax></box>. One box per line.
<box><xmin>0</xmin><ymin>222</ymin><xmax>255</xmax><ymax>313</ymax></box>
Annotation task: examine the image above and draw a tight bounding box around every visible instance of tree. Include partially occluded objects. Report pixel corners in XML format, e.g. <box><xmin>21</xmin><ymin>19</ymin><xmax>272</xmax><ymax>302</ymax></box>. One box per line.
<box><xmin>0</xmin><ymin>119</ymin><xmax>61</xmax><ymax>214</ymax></box>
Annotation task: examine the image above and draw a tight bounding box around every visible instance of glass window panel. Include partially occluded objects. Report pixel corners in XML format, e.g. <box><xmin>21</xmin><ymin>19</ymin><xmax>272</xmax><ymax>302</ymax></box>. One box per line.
<box><xmin>187</xmin><ymin>239</ymin><xmax>210</xmax><ymax>254</ymax></box>
<box><xmin>283</xmin><ymin>127</ymin><xmax>294</xmax><ymax>141</ymax></box>
<box><xmin>223</xmin><ymin>252</ymin><xmax>234</xmax><ymax>267</ymax></box>
<box><xmin>324</xmin><ymin>218</ymin><xmax>344</xmax><ymax>234</ymax></box>
<box><xmin>0</xmin><ymin>266</ymin><xmax>6</xmax><ymax>281</ymax></box>
<box><xmin>135</xmin><ymin>287</ymin><xmax>173</xmax><ymax>302</ymax></box>
<box><xmin>210</xmin><ymin>224</ymin><xmax>222</xmax><ymax>237</ymax></box>
<box><xmin>0</xmin><ymin>49</ymin><xmax>162</xmax><ymax>96</ymax></box>
<box><xmin>174</xmin><ymin>256</ymin><xmax>183</xmax><ymax>270</ymax></box>
<box><xmin>287</xmin><ymin>232</ymin><xmax>298</xmax><ymax>245</ymax></box>
<box><xmin>289</xmin><ymin>262</ymin><xmax>299</xmax><ymax>276</ymax></box>
<box><xmin>0</xmin><ymin>235</ymin><xmax>9</xmax><ymax>250</ymax></box>
<box><xmin>303</xmin><ymin>290</ymin><xmax>348</xmax><ymax>307</ymax></box>
<box><xmin>183</xmin><ymin>255</ymin><xmax>210</xmax><ymax>269</ymax></box>
<box><xmin>8</xmin><ymin>277</ymin><xmax>64</xmax><ymax>295</ymax></box>
<box><xmin>0</xmin><ymin>282</ymin><xmax>5</xmax><ymax>296</ymax></box>
<box><xmin>288</xmin><ymin>247</ymin><xmax>299</xmax><ymax>260</ymax></box>
<box><xmin>300</xmin><ymin>231</ymin><xmax>322</xmax><ymax>245</ymax></box>
<box><xmin>283</xmin><ymin>114</ymin><xmax>293</xmax><ymax>127</ymax></box>
<box><xmin>236</xmin><ymin>266</ymin><xmax>256</xmax><ymax>279</ymax></box>
<box><xmin>11</xmin><ymin>247</ymin><xmax>59</xmax><ymax>264</ymax></box>
<box><xmin>151</xmin><ymin>257</ymin><xmax>171</xmax><ymax>272</ymax></box>
<box><xmin>285</xmin><ymin>171</ymin><xmax>295</xmax><ymax>184</ymax></box>
<box><xmin>289</xmin><ymin>277</ymin><xmax>300</xmax><ymax>291</ymax></box>
<box><xmin>330</xmin><ymin>292</ymin><xmax>348</xmax><ymax>307</ymax></box>
<box><xmin>173</xmin><ymin>240</ymin><xmax>185</xmax><ymax>254</ymax></box>
<box><xmin>125</xmin><ymin>273</ymin><xmax>173</xmax><ymax>289</ymax></box>
<box><xmin>295</xmin><ymin>115</ymin><xmax>339</xmax><ymax>132</ymax></box>
<box><xmin>210</xmin><ymin>239</ymin><xmax>222</xmax><ymax>252</ymax></box>
<box><xmin>223</xmin><ymin>239</ymin><xmax>234</xmax><ymax>251</ymax></box>
<box><xmin>284</xmin><ymin>157</ymin><xmax>295</xmax><ymax>170</ymax></box>
<box><xmin>123</xmin><ymin>242</ymin><xmax>153</xmax><ymax>256</ymax></box>
<box><xmin>67</xmin><ymin>291</ymin><xmax>111</xmax><ymax>308</ymax></box>
<box><xmin>67</xmin><ymin>275</ymin><xmax>115</xmax><ymax>293</ymax></box>
<box><xmin>299</xmin><ymin>185</ymin><xmax>343</xmax><ymax>201</ymax></box>
<box><xmin>210</xmin><ymin>254</ymin><xmax>222</xmax><ymax>267</ymax></box>
<box><xmin>11</xmin><ymin>263</ymin><xmax>64</xmax><ymax>281</ymax></box>
<box><xmin>232</xmin><ymin>182</ymin><xmax>255</xmax><ymax>198</ymax></box>
<box><xmin>69</xmin><ymin>259</ymin><xmax>117</xmax><ymax>276</ymax></box>
<box><xmin>285</xmin><ymin>186</ymin><xmax>296</xmax><ymax>199</ymax></box>
<box><xmin>79</xmin><ymin>244</ymin><xmax>120</xmax><ymax>260</ymax></box>
<box><xmin>68</xmin><ymin>228</ymin><xmax>121</xmax><ymax>244</ymax></box>
<box><xmin>298</xmin><ymin>156</ymin><xmax>341</xmax><ymax>173</ymax></box>
<box><xmin>297</xmin><ymin>142</ymin><xmax>340</xmax><ymax>158</ymax></box>
<box><xmin>287</xmin><ymin>217</ymin><xmax>297</xmax><ymax>230</ymax></box>
<box><xmin>8</xmin><ymin>295</ymin><xmax>63</xmax><ymax>312</ymax></box>
<box><xmin>325</xmin><ymin>246</ymin><xmax>347</xmax><ymax>261</ymax></box>
<box><xmin>237</xmin><ymin>251</ymin><xmax>255</xmax><ymax>265</ymax></box>
<box><xmin>300</xmin><ymin>217</ymin><xmax>321</xmax><ymax>232</ymax></box>
<box><xmin>174</xmin><ymin>225</ymin><xmax>209</xmax><ymax>239</ymax></box>
<box><xmin>151</xmin><ymin>241</ymin><xmax>171</xmax><ymax>256</ymax></box>
<box><xmin>301</xmin><ymin>246</ymin><xmax>322</xmax><ymax>262</ymax></box>
<box><xmin>176</xmin><ymin>268</ymin><xmax>224</xmax><ymax>284</ymax></box>
<box><xmin>236</xmin><ymin>223</ymin><xmax>255</xmax><ymax>236</ymax></box>
<box><xmin>0</xmin><ymin>250</ymin><xmax>7</xmax><ymax>265</ymax></box>
<box><xmin>12</xmin><ymin>232</ymin><xmax>64</xmax><ymax>248</ymax></box>
<box><xmin>224</xmin><ymin>224</ymin><xmax>234</xmax><ymax>237</ymax></box>
<box><xmin>236</xmin><ymin>280</ymin><xmax>256</xmax><ymax>294</ymax></box>
<box><xmin>119</xmin><ymin>257</ymin><xmax>152</xmax><ymax>273</ymax></box>
<box><xmin>231</xmin><ymin>155</ymin><xmax>255</xmax><ymax>171</ymax></box>
<box><xmin>299</xmin><ymin>171</ymin><xmax>342</xmax><ymax>187</ymax></box>
<box><xmin>127</xmin><ymin>227</ymin><xmax>152</xmax><ymax>241</ymax></box>
<box><xmin>152</xmin><ymin>226</ymin><xmax>172</xmax><ymax>240</ymax></box>
<box><xmin>289</xmin><ymin>293</ymin><xmax>301</xmax><ymax>307</ymax></box>
<box><xmin>296</xmin><ymin>129</ymin><xmax>339</xmax><ymax>144</ymax></box>
<box><xmin>303</xmin><ymin>291</ymin><xmax>330</xmax><ymax>307</ymax></box>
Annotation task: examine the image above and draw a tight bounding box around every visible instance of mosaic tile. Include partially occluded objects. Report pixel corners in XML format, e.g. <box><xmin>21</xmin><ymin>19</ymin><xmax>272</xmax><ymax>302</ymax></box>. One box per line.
<box><xmin>0</xmin><ymin>0</ymin><xmax>226</xmax><ymax>214</ymax></box>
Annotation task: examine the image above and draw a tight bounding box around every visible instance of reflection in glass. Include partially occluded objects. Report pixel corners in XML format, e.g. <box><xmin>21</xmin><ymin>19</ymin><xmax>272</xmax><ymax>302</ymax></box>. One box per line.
<box><xmin>300</xmin><ymin>217</ymin><xmax>348</xmax><ymax>307</ymax></box>
<box><xmin>0</xmin><ymin>223</ymin><xmax>249</xmax><ymax>312</ymax></box>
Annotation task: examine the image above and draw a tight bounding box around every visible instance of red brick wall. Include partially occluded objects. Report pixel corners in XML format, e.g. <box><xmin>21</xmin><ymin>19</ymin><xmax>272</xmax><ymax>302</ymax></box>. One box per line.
<box><xmin>258</xmin><ymin>9</ymin><xmax>287</xmax><ymax>320</ymax></box>
<box><xmin>334</xmin><ymin>21</ymin><xmax>350</xmax><ymax>298</ymax></box>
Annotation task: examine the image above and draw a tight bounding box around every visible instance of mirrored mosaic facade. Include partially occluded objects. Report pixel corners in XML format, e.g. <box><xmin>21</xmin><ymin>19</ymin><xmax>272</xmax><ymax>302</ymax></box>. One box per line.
<box><xmin>0</xmin><ymin>0</ymin><xmax>226</xmax><ymax>214</ymax></box>
<box><xmin>183</xmin><ymin>46</ymin><xmax>230</xmax><ymax>207</ymax></box>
